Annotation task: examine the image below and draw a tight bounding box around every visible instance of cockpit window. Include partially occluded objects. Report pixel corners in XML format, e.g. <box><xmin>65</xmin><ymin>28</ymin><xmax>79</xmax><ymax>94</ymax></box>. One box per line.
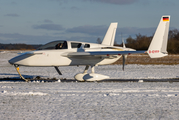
<box><xmin>55</xmin><ymin>41</ymin><xmax>67</xmax><ymax>49</ymax></box>
<box><xmin>71</xmin><ymin>43</ymin><xmax>82</xmax><ymax>48</ymax></box>
<box><xmin>37</xmin><ymin>40</ymin><xmax>68</xmax><ymax>50</ymax></box>
<box><xmin>84</xmin><ymin>44</ymin><xmax>90</xmax><ymax>48</ymax></box>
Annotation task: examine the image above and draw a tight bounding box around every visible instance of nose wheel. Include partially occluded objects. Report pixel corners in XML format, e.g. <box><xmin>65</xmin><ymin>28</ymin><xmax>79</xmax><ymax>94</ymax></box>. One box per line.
<box><xmin>14</xmin><ymin>65</ymin><xmax>29</xmax><ymax>82</ymax></box>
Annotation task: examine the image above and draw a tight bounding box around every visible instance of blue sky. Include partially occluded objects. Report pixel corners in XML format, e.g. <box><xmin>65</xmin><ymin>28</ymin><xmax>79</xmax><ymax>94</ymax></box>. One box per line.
<box><xmin>0</xmin><ymin>0</ymin><xmax>178</xmax><ymax>44</ymax></box>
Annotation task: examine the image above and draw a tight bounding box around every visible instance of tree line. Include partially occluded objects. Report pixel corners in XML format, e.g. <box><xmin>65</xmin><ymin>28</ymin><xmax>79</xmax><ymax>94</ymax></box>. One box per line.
<box><xmin>0</xmin><ymin>43</ymin><xmax>41</xmax><ymax>50</ymax></box>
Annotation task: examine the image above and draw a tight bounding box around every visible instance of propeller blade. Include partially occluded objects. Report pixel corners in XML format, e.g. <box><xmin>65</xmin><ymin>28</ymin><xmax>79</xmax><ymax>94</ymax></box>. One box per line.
<box><xmin>122</xmin><ymin>39</ymin><xmax>126</xmax><ymax>48</ymax></box>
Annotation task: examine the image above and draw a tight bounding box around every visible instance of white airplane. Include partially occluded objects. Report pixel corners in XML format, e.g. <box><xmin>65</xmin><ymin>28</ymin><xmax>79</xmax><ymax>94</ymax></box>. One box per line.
<box><xmin>9</xmin><ymin>15</ymin><xmax>170</xmax><ymax>82</ymax></box>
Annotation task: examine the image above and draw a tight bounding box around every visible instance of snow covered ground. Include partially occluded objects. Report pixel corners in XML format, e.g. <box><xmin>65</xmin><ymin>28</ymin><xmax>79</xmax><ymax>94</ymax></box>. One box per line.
<box><xmin>1</xmin><ymin>82</ymin><xmax>179</xmax><ymax>119</ymax></box>
<box><xmin>1</xmin><ymin>51</ymin><xmax>179</xmax><ymax>119</ymax></box>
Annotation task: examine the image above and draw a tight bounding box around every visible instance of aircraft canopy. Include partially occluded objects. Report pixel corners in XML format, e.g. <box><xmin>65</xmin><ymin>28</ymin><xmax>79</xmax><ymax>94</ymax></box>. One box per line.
<box><xmin>37</xmin><ymin>40</ymin><xmax>67</xmax><ymax>50</ymax></box>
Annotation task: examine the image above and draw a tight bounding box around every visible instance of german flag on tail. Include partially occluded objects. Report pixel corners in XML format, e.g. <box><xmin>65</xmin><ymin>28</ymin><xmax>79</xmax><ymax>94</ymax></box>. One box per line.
<box><xmin>163</xmin><ymin>17</ymin><xmax>169</xmax><ymax>21</ymax></box>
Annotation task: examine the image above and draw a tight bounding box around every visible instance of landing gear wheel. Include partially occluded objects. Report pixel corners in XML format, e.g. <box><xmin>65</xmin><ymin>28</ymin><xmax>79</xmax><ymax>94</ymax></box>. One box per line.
<box><xmin>75</xmin><ymin>65</ymin><xmax>109</xmax><ymax>81</ymax></box>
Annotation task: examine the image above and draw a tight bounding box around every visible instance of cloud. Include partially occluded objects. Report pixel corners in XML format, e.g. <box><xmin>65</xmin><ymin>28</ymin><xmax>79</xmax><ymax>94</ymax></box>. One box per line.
<box><xmin>117</xmin><ymin>27</ymin><xmax>156</xmax><ymax>37</ymax></box>
<box><xmin>66</xmin><ymin>25</ymin><xmax>159</xmax><ymax>44</ymax></box>
<box><xmin>0</xmin><ymin>33</ymin><xmax>60</xmax><ymax>44</ymax></box>
<box><xmin>32</xmin><ymin>24</ymin><xmax>65</xmax><ymax>31</ymax></box>
<box><xmin>70</xmin><ymin>6</ymin><xmax>80</xmax><ymax>10</ymax></box>
<box><xmin>51</xmin><ymin>0</ymin><xmax>138</xmax><ymax>5</ymax></box>
<box><xmin>44</xmin><ymin>19</ymin><xmax>53</xmax><ymax>23</ymax></box>
<box><xmin>66</xmin><ymin>35</ymin><xmax>98</xmax><ymax>43</ymax></box>
<box><xmin>50</xmin><ymin>0</ymin><xmax>68</xmax><ymax>5</ymax></box>
<box><xmin>11</xmin><ymin>2</ymin><xmax>17</xmax><ymax>5</ymax></box>
<box><xmin>4</xmin><ymin>13</ymin><xmax>20</xmax><ymax>17</ymax></box>
<box><xmin>67</xmin><ymin>25</ymin><xmax>108</xmax><ymax>36</ymax></box>
<box><xmin>84</xmin><ymin>0</ymin><xmax>139</xmax><ymax>5</ymax></box>
<box><xmin>66</xmin><ymin>25</ymin><xmax>156</xmax><ymax>38</ymax></box>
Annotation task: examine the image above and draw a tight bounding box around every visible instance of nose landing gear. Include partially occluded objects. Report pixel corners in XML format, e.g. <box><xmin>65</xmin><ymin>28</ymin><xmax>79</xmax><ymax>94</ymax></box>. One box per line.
<box><xmin>14</xmin><ymin>65</ymin><xmax>29</xmax><ymax>82</ymax></box>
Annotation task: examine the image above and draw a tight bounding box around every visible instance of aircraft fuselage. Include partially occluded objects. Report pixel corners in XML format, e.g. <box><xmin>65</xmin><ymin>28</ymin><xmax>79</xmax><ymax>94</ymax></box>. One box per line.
<box><xmin>9</xmin><ymin>40</ymin><xmax>130</xmax><ymax>67</ymax></box>
<box><xmin>9</xmin><ymin>49</ymin><xmax>121</xmax><ymax>67</ymax></box>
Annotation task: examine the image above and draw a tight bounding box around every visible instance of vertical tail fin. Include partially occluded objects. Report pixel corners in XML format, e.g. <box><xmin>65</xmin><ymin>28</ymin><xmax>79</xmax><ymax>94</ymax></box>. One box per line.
<box><xmin>147</xmin><ymin>15</ymin><xmax>170</xmax><ymax>58</ymax></box>
<box><xmin>101</xmin><ymin>22</ymin><xmax>118</xmax><ymax>46</ymax></box>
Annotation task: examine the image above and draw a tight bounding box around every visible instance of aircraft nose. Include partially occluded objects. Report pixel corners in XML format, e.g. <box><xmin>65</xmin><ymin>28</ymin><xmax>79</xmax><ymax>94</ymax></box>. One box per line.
<box><xmin>8</xmin><ymin>59</ymin><xmax>13</xmax><ymax>65</ymax></box>
<box><xmin>8</xmin><ymin>53</ymin><xmax>28</xmax><ymax>65</ymax></box>
<box><xmin>8</xmin><ymin>57</ymin><xmax>18</xmax><ymax>65</ymax></box>
<box><xmin>8</xmin><ymin>52</ymin><xmax>35</xmax><ymax>66</ymax></box>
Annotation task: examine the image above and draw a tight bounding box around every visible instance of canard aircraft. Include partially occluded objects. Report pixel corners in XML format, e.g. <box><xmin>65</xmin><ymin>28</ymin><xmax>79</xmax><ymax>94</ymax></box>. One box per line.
<box><xmin>9</xmin><ymin>16</ymin><xmax>170</xmax><ymax>81</ymax></box>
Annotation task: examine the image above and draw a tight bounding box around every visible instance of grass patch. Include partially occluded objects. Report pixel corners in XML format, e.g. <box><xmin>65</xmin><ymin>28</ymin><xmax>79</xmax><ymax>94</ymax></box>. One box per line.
<box><xmin>113</xmin><ymin>55</ymin><xmax>179</xmax><ymax>65</ymax></box>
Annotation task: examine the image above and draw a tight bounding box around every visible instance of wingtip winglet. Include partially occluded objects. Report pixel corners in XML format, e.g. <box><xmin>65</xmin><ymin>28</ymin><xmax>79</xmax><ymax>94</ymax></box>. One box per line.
<box><xmin>101</xmin><ymin>22</ymin><xmax>118</xmax><ymax>46</ymax></box>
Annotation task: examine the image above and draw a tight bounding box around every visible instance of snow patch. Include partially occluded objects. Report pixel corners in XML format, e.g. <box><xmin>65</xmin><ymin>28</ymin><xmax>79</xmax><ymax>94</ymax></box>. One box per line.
<box><xmin>138</xmin><ymin>80</ymin><xmax>144</xmax><ymax>82</ymax></box>
<box><xmin>1</xmin><ymin>86</ymin><xmax>13</xmax><ymax>88</ymax></box>
<box><xmin>1</xmin><ymin>91</ymin><xmax>48</xmax><ymax>96</ymax></box>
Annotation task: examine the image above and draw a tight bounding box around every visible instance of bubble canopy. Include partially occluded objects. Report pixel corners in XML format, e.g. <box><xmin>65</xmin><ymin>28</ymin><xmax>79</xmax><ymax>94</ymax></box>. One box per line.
<box><xmin>37</xmin><ymin>40</ymin><xmax>67</xmax><ymax>50</ymax></box>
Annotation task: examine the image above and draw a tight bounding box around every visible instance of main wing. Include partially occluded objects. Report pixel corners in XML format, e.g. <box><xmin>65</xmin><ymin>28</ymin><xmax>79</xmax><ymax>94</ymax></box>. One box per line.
<box><xmin>62</xmin><ymin>50</ymin><xmax>146</xmax><ymax>57</ymax></box>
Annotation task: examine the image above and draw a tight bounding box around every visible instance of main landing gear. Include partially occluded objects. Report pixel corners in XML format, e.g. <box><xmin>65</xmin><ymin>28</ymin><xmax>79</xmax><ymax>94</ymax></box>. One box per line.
<box><xmin>75</xmin><ymin>65</ymin><xmax>109</xmax><ymax>81</ymax></box>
